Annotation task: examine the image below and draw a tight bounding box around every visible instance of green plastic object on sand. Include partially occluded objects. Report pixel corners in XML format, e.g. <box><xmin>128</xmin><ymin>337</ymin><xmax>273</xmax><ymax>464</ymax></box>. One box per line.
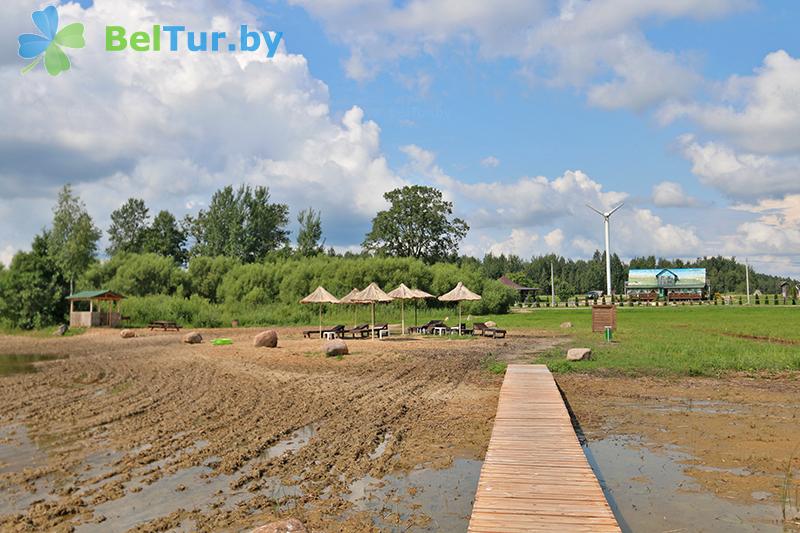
<box><xmin>212</xmin><ymin>338</ymin><xmax>233</xmax><ymax>346</ymax></box>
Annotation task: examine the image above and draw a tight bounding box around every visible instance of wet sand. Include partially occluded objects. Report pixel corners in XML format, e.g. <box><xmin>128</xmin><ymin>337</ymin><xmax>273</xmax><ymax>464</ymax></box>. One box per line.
<box><xmin>1</xmin><ymin>329</ymin><xmax>799</xmax><ymax>531</ymax></box>
<box><xmin>0</xmin><ymin>328</ymin><xmax>556</xmax><ymax>532</ymax></box>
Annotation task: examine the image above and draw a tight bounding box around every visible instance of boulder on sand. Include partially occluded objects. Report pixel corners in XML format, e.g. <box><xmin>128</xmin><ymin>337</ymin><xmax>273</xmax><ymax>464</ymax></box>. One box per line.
<box><xmin>324</xmin><ymin>339</ymin><xmax>348</xmax><ymax>357</ymax></box>
<box><xmin>183</xmin><ymin>331</ymin><xmax>202</xmax><ymax>344</ymax></box>
<box><xmin>560</xmin><ymin>321</ymin><xmax>573</xmax><ymax>329</ymax></box>
<box><xmin>253</xmin><ymin>330</ymin><xmax>278</xmax><ymax>348</ymax></box>
<box><xmin>566</xmin><ymin>348</ymin><xmax>592</xmax><ymax>361</ymax></box>
<box><xmin>251</xmin><ymin>518</ymin><xmax>307</xmax><ymax>533</ymax></box>
<box><xmin>120</xmin><ymin>329</ymin><xmax>135</xmax><ymax>339</ymax></box>
<box><xmin>53</xmin><ymin>324</ymin><xmax>68</xmax><ymax>336</ymax></box>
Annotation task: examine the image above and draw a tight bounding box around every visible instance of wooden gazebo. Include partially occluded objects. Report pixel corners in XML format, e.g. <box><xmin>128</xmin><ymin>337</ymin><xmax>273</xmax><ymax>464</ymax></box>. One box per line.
<box><xmin>67</xmin><ymin>290</ymin><xmax>125</xmax><ymax>328</ymax></box>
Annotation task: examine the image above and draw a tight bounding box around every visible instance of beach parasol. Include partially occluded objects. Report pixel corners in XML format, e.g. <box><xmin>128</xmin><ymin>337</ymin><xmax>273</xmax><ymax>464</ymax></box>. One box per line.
<box><xmin>338</xmin><ymin>288</ymin><xmax>366</xmax><ymax>327</ymax></box>
<box><xmin>438</xmin><ymin>282</ymin><xmax>481</xmax><ymax>334</ymax></box>
<box><xmin>300</xmin><ymin>286</ymin><xmax>340</xmax><ymax>336</ymax></box>
<box><xmin>354</xmin><ymin>282</ymin><xmax>393</xmax><ymax>339</ymax></box>
<box><xmin>387</xmin><ymin>283</ymin><xmax>417</xmax><ymax>335</ymax></box>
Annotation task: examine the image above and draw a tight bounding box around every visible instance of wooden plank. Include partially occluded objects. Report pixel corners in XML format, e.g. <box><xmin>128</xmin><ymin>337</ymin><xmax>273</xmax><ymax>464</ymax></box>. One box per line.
<box><xmin>468</xmin><ymin>364</ymin><xmax>620</xmax><ymax>532</ymax></box>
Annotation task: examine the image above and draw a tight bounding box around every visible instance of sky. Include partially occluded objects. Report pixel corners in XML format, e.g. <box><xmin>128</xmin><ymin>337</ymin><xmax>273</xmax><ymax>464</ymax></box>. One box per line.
<box><xmin>2</xmin><ymin>0</ymin><xmax>800</xmax><ymax>276</ymax></box>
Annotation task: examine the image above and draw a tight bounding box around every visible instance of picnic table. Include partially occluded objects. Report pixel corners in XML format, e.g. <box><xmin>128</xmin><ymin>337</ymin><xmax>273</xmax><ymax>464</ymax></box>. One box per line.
<box><xmin>148</xmin><ymin>321</ymin><xmax>182</xmax><ymax>331</ymax></box>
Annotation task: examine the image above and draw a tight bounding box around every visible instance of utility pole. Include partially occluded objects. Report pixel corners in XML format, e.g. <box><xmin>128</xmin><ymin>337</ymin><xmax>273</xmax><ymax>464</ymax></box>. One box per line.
<box><xmin>745</xmin><ymin>258</ymin><xmax>751</xmax><ymax>304</ymax></box>
<box><xmin>550</xmin><ymin>261</ymin><xmax>555</xmax><ymax>307</ymax></box>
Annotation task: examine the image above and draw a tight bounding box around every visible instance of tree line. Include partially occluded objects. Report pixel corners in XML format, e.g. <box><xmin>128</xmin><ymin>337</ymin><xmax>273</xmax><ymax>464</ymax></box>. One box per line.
<box><xmin>0</xmin><ymin>182</ymin><xmax>794</xmax><ymax>329</ymax></box>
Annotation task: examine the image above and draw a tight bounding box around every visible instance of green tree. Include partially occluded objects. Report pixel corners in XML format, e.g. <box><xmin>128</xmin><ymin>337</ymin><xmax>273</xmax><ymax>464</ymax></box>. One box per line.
<box><xmin>0</xmin><ymin>233</ymin><xmax>67</xmax><ymax>329</ymax></box>
<box><xmin>142</xmin><ymin>210</ymin><xmax>187</xmax><ymax>264</ymax></box>
<box><xmin>363</xmin><ymin>186</ymin><xmax>469</xmax><ymax>263</ymax></box>
<box><xmin>296</xmin><ymin>208</ymin><xmax>324</xmax><ymax>256</ymax></box>
<box><xmin>188</xmin><ymin>185</ymin><xmax>289</xmax><ymax>262</ymax></box>
<box><xmin>107</xmin><ymin>198</ymin><xmax>149</xmax><ymax>256</ymax></box>
<box><xmin>48</xmin><ymin>184</ymin><xmax>101</xmax><ymax>293</ymax></box>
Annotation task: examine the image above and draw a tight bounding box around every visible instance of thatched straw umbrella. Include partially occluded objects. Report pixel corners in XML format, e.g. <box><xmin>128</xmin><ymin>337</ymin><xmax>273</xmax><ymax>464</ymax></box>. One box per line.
<box><xmin>338</xmin><ymin>288</ymin><xmax>365</xmax><ymax>328</ymax></box>
<box><xmin>438</xmin><ymin>282</ymin><xmax>481</xmax><ymax>334</ymax></box>
<box><xmin>410</xmin><ymin>288</ymin><xmax>435</xmax><ymax>328</ymax></box>
<box><xmin>387</xmin><ymin>283</ymin><xmax>417</xmax><ymax>335</ymax></box>
<box><xmin>354</xmin><ymin>283</ymin><xmax>393</xmax><ymax>339</ymax></box>
<box><xmin>300</xmin><ymin>286</ymin><xmax>340</xmax><ymax>336</ymax></box>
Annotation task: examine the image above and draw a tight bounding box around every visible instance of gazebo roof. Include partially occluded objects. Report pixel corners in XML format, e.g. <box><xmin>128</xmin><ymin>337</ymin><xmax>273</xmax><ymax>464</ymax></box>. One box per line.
<box><xmin>498</xmin><ymin>275</ymin><xmax>539</xmax><ymax>291</ymax></box>
<box><xmin>67</xmin><ymin>289</ymin><xmax>125</xmax><ymax>301</ymax></box>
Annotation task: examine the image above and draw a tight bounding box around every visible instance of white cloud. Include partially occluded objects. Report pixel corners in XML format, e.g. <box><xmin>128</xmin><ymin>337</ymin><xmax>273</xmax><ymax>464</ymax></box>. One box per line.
<box><xmin>292</xmin><ymin>0</ymin><xmax>750</xmax><ymax>109</ymax></box>
<box><xmin>0</xmin><ymin>245</ymin><xmax>14</xmax><ymax>267</ymax></box>
<box><xmin>652</xmin><ymin>181</ymin><xmax>697</xmax><ymax>207</ymax></box>
<box><xmin>480</xmin><ymin>156</ymin><xmax>500</xmax><ymax>168</ymax></box>
<box><xmin>544</xmin><ymin>228</ymin><xmax>565</xmax><ymax>249</ymax></box>
<box><xmin>662</xmin><ymin>51</ymin><xmax>800</xmax><ymax>154</ymax></box>
<box><xmin>679</xmin><ymin>135</ymin><xmax>800</xmax><ymax>199</ymax></box>
<box><xmin>0</xmin><ymin>0</ymin><xmax>405</xmax><ymax>255</ymax></box>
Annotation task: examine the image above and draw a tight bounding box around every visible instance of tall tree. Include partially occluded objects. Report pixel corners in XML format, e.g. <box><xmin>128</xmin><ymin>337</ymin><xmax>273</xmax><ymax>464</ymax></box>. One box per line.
<box><xmin>363</xmin><ymin>186</ymin><xmax>469</xmax><ymax>263</ymax></box>
<box><xmin>0</xmin><ymin>232</ymin><xmax>67</xmax><ymax>329</ymax></box>
<box><xmin>49</xmin><ymin>184</ymin><xmax>101</xmax><ymax>293</ymax></box>
<box><xmin>188</xmin><ymin>185</ymin><xmax>289</xmax><ymax>262</ymax></box>
<box><xmin>107</xmin><ymin>198</ymin><xmax>150</xmax><ymax>256</ymax></box>
<box><xmin>142</xmin><ymin>210</ymin><xmax>188</xmax><ymax>265</ymax></box>
<box><xmin>296</xmin><ymin>208</ymin><xmax>324</xmax><ymax>256</ymax></box>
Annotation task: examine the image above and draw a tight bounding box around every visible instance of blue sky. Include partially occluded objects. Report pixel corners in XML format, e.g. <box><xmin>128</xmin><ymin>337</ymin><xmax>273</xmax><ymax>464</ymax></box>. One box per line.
<box><xmin>3</xmin><ymin>0</ymin><xmax>800</xmax><ymax>276</ymax></box>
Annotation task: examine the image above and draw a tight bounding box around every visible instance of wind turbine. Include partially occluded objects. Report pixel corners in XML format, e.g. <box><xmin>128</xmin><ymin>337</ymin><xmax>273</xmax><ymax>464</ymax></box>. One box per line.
<box><xmin>586</xmin><ymin>203</ymin><xmax>624</xmax><ymax>298</ymax></box>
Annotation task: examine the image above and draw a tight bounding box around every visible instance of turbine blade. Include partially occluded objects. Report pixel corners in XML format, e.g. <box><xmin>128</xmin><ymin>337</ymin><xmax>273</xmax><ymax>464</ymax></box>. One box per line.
<box><xmin>586</xmin><ymin>204</ymin><xmax>604</xmax><ymax>216</ymax></box>
<box><xmin>608</xmin><ymin>203</ymin><xmax>624</xmax><ymax>216</ymax></box>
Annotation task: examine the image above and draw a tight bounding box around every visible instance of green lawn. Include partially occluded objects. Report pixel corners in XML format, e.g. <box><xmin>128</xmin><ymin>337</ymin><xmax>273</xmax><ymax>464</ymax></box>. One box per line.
<box><xmin>478</xmin><ymin>306</ymin><xmax>800</xmax><ymax>376</ymax></box>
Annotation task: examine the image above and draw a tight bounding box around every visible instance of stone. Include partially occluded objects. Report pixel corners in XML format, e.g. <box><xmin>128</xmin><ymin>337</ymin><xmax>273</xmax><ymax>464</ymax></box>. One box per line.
<box><xmin>324</xmin><ymin>339</ymin><xmax>349</xmax><ymax>357</ymax></box>
<box><xmin>560</xmin><ymin>321</ymin><xmax>573</xmax><ymax>329</ymax></box>
<box><xmin>566</xmin><ymin>348</ymin><xmax>592</xmax><ymax>361</ymax></box>
<box><xmin>53</xmin><ymin>324</ymin><xmax>68</xmax><ymax>336</ymax></box>
<box><xmin>251</xmin><ymin>519</ymin><xmax>307</xmax><ymax>533</ymax></box>
<box><xmin>253</xmin><ymin>330</ymin><xmax>278</xmax><ymax>348</ymax></box>
<box><xmin>120</xmin><ymin>329</ymin><xmax>135</xmax><ymax>339</ymax></box>
<box><xmin>485</xmin><ymin>321</ymin><xmax>497</xmax><ymax>328</ymax></box>
<box><xmin>183</xmin><ymin>331</ymin><xmax>202</xmax><ymax>344</ymax></box>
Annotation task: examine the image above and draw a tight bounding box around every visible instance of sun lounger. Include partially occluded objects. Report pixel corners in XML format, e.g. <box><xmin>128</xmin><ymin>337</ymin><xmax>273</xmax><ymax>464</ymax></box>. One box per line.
<box><xmin>342</xmin><ymin>324</ymin><xmax>370</xmax><ymax>338</ymax></box>
<box><xmin>408</xmin><ymin>320</ymin><xmax>444</xmax><ymax>334</ymax></box>
<box><xmin>303</xmin><ymin>325</ymin><xmax>345</xmax><ymax>338</ymax></box>
<box><xmin>473</xmin><ymin>322</ymin><xmax>507</xmax><ymax>339</ymax></box>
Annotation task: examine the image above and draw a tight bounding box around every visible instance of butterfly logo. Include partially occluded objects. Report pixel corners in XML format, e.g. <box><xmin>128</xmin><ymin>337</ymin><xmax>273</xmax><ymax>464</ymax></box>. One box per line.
<box><xmin>18</xmin><ymin>6</ymin><xmax>85</xmax><ymax>76</ymax></box>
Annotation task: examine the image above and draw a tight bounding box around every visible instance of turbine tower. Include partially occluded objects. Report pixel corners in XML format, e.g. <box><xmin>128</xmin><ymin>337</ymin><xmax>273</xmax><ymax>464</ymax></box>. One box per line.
<box><xmin>586</xmin><ymin>203</ymin><xmax>624</xmax><ymax>298</ymax></box>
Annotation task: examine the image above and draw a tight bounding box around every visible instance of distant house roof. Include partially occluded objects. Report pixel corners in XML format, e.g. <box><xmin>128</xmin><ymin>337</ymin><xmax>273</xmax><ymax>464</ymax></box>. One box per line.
<box><xmin>626</xmin><ymin>268</ymin><xmax>706</xmax><ymax>289</ymax></box>
<box><xmin>780</xmin><ymin>281</ymin><xmax>790</xmax><ymax>287</ymax></box>
<box><xmin>498</xmin><ymin>276</ymin><xmax>539</xmax><ymax>291</ymax></box>
<box><xmin>67</xmin><ymin>290</ymin><xmax>125</xmax><ymax>301</ymax></box>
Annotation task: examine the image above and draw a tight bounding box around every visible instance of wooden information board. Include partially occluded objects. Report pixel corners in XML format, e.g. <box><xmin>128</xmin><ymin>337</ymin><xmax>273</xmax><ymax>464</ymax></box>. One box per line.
<box><xmin>592</xmin><ymin>304</ymin><xmax>616</xmax><ymax>332</ymax></box>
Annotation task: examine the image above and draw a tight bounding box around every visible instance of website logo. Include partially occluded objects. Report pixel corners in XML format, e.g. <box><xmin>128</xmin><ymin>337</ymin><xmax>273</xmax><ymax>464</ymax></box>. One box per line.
<box><xmin>18</xmin><ymin>6</ymin><xmax>85</xmax><ymax>76</ymax></box>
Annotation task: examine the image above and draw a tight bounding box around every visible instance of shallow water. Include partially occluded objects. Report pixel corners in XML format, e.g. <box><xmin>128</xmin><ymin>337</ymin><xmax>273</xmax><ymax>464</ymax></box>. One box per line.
<box><xmin>345</xmin><ymin>458</ymin><xmax>482</xmax><ymax>532</ymax></box>
<box><xmin>0</xmin><ymin>354</ymin><xmax>66</xmax><ymax>376</ymax></box>
<box><xmin>0</xmin><ymin>424</ymin><xmax>56</xmax><ymax>515</ymax></box>
<box><xmin>587</xmin><ymin>435</ymin><xmax>785</xmax><ymax>532</ymax></box>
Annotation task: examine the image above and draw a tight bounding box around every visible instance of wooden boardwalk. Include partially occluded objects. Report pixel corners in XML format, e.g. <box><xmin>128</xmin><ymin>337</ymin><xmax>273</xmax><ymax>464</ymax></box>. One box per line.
<box><xmin>468</xmin><ymin>364</ymin><xmax>620</xmax><ymax>532</ymax></box>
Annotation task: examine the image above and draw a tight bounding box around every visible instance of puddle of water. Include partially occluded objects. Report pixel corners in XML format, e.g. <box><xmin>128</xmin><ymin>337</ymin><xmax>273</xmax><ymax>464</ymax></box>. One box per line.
<box><xmin>344</xmin><ymin>458</ymin><xmax>482</xmax><ymax>532</ymax></box>
<box><xmin>74</xmin><ymin>428</ymin><xmax>316</xmax><ymax>532</ymax></box>
<box><xmin>263</xmin><ymin>424</ymin><xmax>316</xmax><ymax>460</ymax></box>
<box><xmin>0</xmin><ymin>424</ymin><xmax>56</xmax><ymax>515</ymax></box>
<box><xmin>368</xmin><ymin>432</ymin><xmax>392</xmax><ymax>460</ymax></box>
<box><xmin>586</xmin><ymin>435</ymin><xmax>785</xmax><ymax>532</ymax></box>
<box><xmin>0</xmin><ymin>354</ymin><xmax>66</xmax><ymax>376</ymax></box>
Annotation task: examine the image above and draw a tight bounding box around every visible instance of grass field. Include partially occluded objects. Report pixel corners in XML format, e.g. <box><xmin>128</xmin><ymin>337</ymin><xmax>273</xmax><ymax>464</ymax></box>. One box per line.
<box><xmin>477</xmin><ymin>306</ymin><xmax>800</xmax><ymax>376</ymax></box>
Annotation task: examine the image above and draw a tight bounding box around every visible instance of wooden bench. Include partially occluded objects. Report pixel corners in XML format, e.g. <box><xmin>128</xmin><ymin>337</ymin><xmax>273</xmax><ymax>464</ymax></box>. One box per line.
<box><xmin>148</xmin><ymin>321</ymin><xmax>181</xmax><ymax>331</ymax></box>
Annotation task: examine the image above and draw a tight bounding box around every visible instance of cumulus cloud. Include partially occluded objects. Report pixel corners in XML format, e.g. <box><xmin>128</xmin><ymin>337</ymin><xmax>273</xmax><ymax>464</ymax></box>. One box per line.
<box><xmin>652</xmin><ymin>181</ymin><xmax>697</xmax><ymax>207</ymax></box>
<box><xmin>0</xmin><ymin>245</ymin><xmax>15</xmax><ymax>267</ymax></box>
<box><xmin>662</xmin><ymin>50</ymin><xmax>800</xmax><ymax>154</ymax></box>
<box><xmin>292</xmin><ymin>0</ymin><xmax>749</xmax><ymax>109</ymax></box>
<box><xmin>481</xmin><ymin>156</ymin><xmax>500</xmax><ymax>168</ymax></box>
<box><xmin>679</xmin><ymin>135</ymin><xmax>800</xmax><ymax>199</ymax></box>
<box><xmin>0</xmin><ymin>0</ymin><xmax>405</xmax><ymax>254</ymax></box>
